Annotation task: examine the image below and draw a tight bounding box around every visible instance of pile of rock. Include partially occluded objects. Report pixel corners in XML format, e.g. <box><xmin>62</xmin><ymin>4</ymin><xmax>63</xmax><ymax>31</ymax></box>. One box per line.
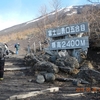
<box><xmin>24</xmin><ymin>52</ymin><xmax>100</xmax><ymax>85</ymax></box>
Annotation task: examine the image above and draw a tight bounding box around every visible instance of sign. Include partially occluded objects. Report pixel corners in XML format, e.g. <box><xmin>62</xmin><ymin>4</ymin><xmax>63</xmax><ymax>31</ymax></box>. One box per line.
<box><xmin>49</xmin><ymin>36</ymin><xmax>89</xmax><ymax>50</ymax></box>
<box><xmin>47</xmin><ymin>22</ymin><xmax>89</xmax><ymax>37</ymax></box>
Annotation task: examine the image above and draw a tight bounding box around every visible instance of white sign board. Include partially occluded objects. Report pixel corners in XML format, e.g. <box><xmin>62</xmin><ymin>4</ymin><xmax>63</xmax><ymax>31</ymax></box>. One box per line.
<box><xmin>49</xmin><ymin>36</ymin><xmax>89</xmax><ymax>50</ymax></box>
<box><xmin>47</xmin><ymin>22</ymin><xmax>89</xmax><ymax>37</ymax></box>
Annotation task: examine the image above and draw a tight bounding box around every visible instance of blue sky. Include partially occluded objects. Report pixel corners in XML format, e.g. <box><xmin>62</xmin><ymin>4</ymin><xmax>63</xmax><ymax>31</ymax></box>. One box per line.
<box><xmin>0</xmin><ymin>0</ymin><xmax>92</xmax><ymax>30</ymax></box>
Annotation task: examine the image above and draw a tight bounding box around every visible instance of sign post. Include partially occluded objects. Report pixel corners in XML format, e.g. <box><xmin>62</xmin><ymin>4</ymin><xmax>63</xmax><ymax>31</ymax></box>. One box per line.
<box><xmin>46</xmin><ymin>22</ymin><xmax>89</xmax><ymax>63</ymax></box>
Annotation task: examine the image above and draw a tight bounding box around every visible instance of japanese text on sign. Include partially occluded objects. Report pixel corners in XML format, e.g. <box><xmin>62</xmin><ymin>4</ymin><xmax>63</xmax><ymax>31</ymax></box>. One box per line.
<box><xmin>47</xmin><ymin>22</ymin><xmax>89</xmax><ymax>37</ymax></box>
<box><xmin>50</xmin><ymin>37</ymin><xmax>89</xmax><ymax>50</ymax></box>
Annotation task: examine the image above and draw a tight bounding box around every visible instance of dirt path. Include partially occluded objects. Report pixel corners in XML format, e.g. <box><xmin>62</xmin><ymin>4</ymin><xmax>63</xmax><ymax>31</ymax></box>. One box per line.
<box><xmin>0</xmin><ymin>54</ymin><xmax>61</xmax><ymax>100</ymax></box>
<box><xmin>0</xmin><ymin>54</ymin><xmax>42</xmax><ymax>99</ymax></box>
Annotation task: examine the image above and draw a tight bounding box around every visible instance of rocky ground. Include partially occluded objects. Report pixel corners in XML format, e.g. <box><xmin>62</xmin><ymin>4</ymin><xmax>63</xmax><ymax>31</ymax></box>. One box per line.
<box><xmin>0</xmin><ymin>39</ymin><xmax>100</xmax><ymax>100</ymax></box>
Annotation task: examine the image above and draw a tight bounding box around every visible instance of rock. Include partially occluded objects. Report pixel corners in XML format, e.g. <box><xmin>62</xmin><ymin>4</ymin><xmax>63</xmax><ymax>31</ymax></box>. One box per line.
<box><xmin>44</xmin><ymin>73</ymin><xmax>55</xmax><ymax>82</ymax></box>
<box><xmin>38</xmin><ymin>54</ymin><xmax>50</xmax><ymax>61</ymax></box>
<box><xmin>72</xmin><ymin>80</ymin><xmax>83</xmax><ymax>86</ymax></box>
<box><xmin>64</xmin><ymin>57</ymin><xmax>79</xmax><ymax>69</ymax></box>
<box><xmin>77</xmin><ymin>69</ymin><xmax>100</xmax><ymax>84</ymax></box>
<box><xmin>58</xmin><ymin>50</ymin><xmax>69</xmax><ymax>57</ymax></box>
<box><xmin>33</xmin><ymin>61</ymin><xmax>59</xmax><ymax>73</ymax></box>
<box><xmin>43</xmin><ymin>54</ymin><xmax>50</xmax><ymax>61</ymax></box>
<box><xmin>58</xmin><ymin>66</ymin><xmax>79</xmax><ymax>75</ymax></box>
<box><xmin>36</xmin><ymin>74</ymin><xmax>45</xmax><ymax>84</ymax></box>
<box><xmin>72</xmin><ymin>49</ymin><xmax>88</xmax><ymax>63</ymax></box>
<box><xmin>44</xmin><ymin>48</ymin><xmax>54</xmax><ymax>56</ymax></box>
<box><xmin>56</xmin><ymin>78</ymin><xmax>89</xmax><ymax>85</ymax></box>
<box><xmin>28</xmin><ymin>79</ymin><xmax>34</xmax><ymax>82</ymax></box>
<box><xmin>40</xmin><ymin>71</ymin><xmax>47</xmax><ymax>75</ymax></box>
<box><xmin>55</xmin><ymin>58</ymin><xmax>65</xmax><ymax>67</ymax></box>
<box><xmin>58</xmin><ymin>66</ymin><xmax>71</xmax><ymax>73</ymax></box>
<box><xmin>80</xmin><ymin>60</ymin><xmax>94</xmax><ymax>70</ymax></box>
<box><xmin>24</xmin><ymin>53</ymin><xmax>39</xmax><ymax>66</ymax></box>
<box><xmin>55</xmin><ymin>56</ymin><xmax>79</xmax><ymax>74</ymax></box>
<box><xmin>69</xmin><ymin>68</ymin><xmax>79</xmax><ymax>75</ymax></box>
<box><xmin>49</xmin><ymin>55</ymin><xmax>57</xmax><ymax>63</ymax></box>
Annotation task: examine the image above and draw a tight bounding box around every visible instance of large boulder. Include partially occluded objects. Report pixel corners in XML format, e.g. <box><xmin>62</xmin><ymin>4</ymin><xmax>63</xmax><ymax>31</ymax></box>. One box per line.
<box><xmin>55</xmin><ymin>56</ymin><xmax>79</xmax><ymax>74</ymax></box>
<box><xmin>32</xmin><ymin>61</ymin><xmax>59</xmax><ymax>73</ymax></box>
<box><xmin>24</xmin><ymin>53</ymin><xmax>39</xmax><ymax>66</ymax></box>
<box><xmin>77</xmin><ymin>69</ymin><xmax>100</xmax><ymax>84</ymax></box>
<box><xmin>55</xmin><ymin>56</ymin><xmax>79</xmax><ymax>69</ymax></box>
<box><xmin>38</xmin><ymin>54</ymin><xmax>50</xmax><ymax>61</ymax></box>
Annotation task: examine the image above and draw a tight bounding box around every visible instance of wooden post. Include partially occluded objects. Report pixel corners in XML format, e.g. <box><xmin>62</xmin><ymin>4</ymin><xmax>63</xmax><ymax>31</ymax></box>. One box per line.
<box><xmin>33</xmin><ymin>42</ymin><xmax>36</xmax><ymax>53</ymax></box>
<box><xmin>27</xmin><ymin>37</ymin><xmax>30</xmax><ymax>53</ymax></box>
<box><xmin>39</xmin><ymin>41</ymin><xmax>42</xmax><ymax>51</ymax></box>
<box><xmin>27</xmin><ymin>44</ymin><xmax>30</xmax><ymax>53</ymax></box>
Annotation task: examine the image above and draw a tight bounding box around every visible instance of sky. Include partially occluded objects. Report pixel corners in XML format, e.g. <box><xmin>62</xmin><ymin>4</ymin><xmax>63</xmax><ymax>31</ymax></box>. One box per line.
<box><xmin>0</xmin><ymin>0</ymin><xmax>92</xmax><ymax>31</ymax></box>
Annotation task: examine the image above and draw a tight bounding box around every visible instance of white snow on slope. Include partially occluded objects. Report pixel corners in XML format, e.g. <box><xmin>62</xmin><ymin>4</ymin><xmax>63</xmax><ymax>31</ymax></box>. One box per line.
<box><xmin>25</xmin><ymin>5</ymin><xmax>80</xmax><ymax>25</ymax></box>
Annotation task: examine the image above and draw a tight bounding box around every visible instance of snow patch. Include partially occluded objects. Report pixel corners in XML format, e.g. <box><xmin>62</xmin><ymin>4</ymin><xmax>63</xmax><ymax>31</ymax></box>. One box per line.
<box><xmin>67</xmin><ymin>11</ymin><xmax>77</xmax><ymax>16</ymax></box>
<box><xmin>25</xmin><ymin>18</ymin><xmax>40</xmax><ymax>25</ymax></box>
<box><xmin>64</xmin><ymin>5</ymin><xmax>73</xmax><ymax>12</ymax></box>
